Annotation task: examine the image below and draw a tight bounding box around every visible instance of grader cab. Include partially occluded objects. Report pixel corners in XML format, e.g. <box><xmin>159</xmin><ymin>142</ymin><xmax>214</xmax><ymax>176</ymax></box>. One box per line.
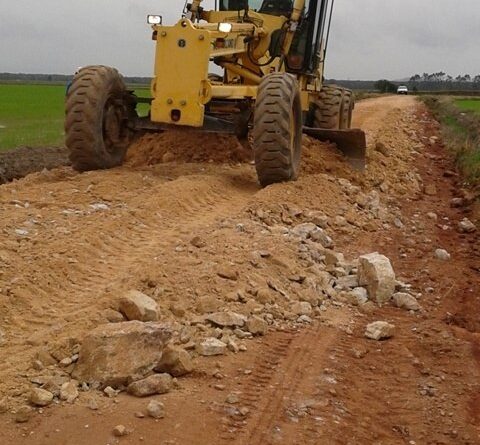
<box><xmin>65</xmin><ymin>0</ymin><xmax>366</xmax><ymax>186</ymax></box>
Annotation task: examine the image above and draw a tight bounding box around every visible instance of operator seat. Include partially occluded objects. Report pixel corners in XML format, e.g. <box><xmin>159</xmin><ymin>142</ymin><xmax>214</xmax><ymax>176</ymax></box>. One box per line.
<box><xmin>259</xmin><ymin>0</ymin><xmax>293</xmax><ymax>16</ymax></box>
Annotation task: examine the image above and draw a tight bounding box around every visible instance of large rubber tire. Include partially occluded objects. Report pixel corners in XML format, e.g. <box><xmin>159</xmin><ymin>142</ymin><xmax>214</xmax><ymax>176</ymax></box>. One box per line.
<box><xmin>312</xmin><ymin>85</ymin><xmax>355</xmax><ymax>130</ymax></box>
<box><xmin>252</xmin><ymin>73</ymin><xmax>302</xmax><ymax>187</ymax></box>
<box><xmin>312</xmin><ymin>85</ymin><xmax>343</xmax><ymax>130</ymax></box>
<box><xmin>65</xmin><ymin>65</ymin><xmax>135</xmax><ymax>171</ymax></box>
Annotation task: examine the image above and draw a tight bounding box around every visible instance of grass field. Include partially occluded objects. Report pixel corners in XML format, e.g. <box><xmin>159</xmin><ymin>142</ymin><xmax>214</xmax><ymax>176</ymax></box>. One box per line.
<box><xmin>0</xmin><ymin>83</ymin><xmax>151</xmax><ymax>151</ymax></box>
<box><xmin>454</xmin><ymin>98</ymin><xmax>480</xmax><ymax>114</ymax></box>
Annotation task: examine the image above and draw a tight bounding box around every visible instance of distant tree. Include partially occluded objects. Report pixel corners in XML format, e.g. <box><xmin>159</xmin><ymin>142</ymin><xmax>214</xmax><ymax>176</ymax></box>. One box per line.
<box><xmin>373</xmin><ymin>79</ymin><xmax>397</xmax><ymax>93</ymax></box>
<box><xmin>474</xmin><ymin>75</ymin><xmax>480</xmax><ymax>84</ymax></box>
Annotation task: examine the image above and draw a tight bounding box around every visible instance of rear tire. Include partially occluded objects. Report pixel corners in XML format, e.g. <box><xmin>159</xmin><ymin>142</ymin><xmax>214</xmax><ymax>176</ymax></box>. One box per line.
<box><xmin>252</xmin><ymin>73</ymin><xmax>302</xmax><ymax>187</ymax></box>
<box><xmin>312</xmin><ymin>85</ymin><xmax>343</xmax><ymax>130</ymax></box>
<box><xmin>65</xmin><ymin>65</ymin><xmax>136</xmax><ymax>171</ymax></box>
<box><xmin>339</xmin><ymin>89</ymin><xmax>354</xmax><ymax>129</ymax></box>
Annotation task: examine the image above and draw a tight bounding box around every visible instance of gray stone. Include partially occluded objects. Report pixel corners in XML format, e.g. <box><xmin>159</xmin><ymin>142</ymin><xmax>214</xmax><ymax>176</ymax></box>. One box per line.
<box><xmin>197</xmin><ymin>338</ymin><xmax>227</xmax><ymax>356</ymax></box>
<box><xmin>310</xmin><ymin>228</ymin><xmax>334</xmax><ymax>248</ymax></box>
<box><xmin>393</xmin><ymin>293</ymin><xmax>421</xmax><ymax>311</ymax></box>
<box><xmin>72</xmin><ymin>321</ymin><xmax>171</xmax><ymax>388</ymax></box>
<box><xmin>206</xmin><ymin>312</ymin><xmax>246</xmax><ymax>328</ymax></box>
<box><xmin>119</xmin><ymin>290</ymin><xmax>159</xmax><ymax>322</ymax></box>
<box><xmin>358</xmin><ymin>253</ymin><xmax>396</xmax><ymax>304</ymax></box>
<box><xmin>30</xmin><ymin>388</ymin><xmax>53</xmax><ymax>407</ymax></box>
<box><xmin>365</xmin><ymin>321</ymin><xmax>395</xmax><ymax>340</ymax></box>
<box><xmin>351</xmin><ymin>287</ymin><xmax>369</xmax><ymax>305</ymax></box>
<box><xmin>245</xmin><ymin>316</ymin><xmax>268</xmax><ymax>336</ymax></box>
<box><xmin>60</xmin><ymin>381</ymin><xmax>79</xmax><ymax>403</ymax></box>
<box><xmin>435</xmin><ymin>249</ymin><xmax>451</xmax><ymax>261</ymax></box>
<box><xmin>324</xmin><ymin>250</ymin><xmax>345</xmax><ymax>266</ymax></box>
<box><xmin>15</xmin><ymin>405</ymin><xmax>32</xmax><ymax>423</ymax></box>
<box><xmin>291</xmin><ymin>223</ymin><xmax>317</xmax><ymax>239</ymax></box>
<box><xmin>147</xmin><ymin>400</ymin><xmax>165</xmax><ymax>419</ymax></box>
<box><xmin>127</xmin><ymin>373</ymin><xmax>172</xmax><ymax>397</ymax></box>
<box><xmin>155</xmin><ymin>345</ymin><xmax>193</xmax><ymax>377</ymax></box>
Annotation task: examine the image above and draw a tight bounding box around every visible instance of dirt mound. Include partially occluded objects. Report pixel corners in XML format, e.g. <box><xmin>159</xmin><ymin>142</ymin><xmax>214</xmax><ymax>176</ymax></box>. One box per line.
<box><xmin>0</xmin><ymin>146</ymin><xmax>69</xmax><ymax>184</ymax></box>
<box><xmin>126</xmin><ymin>130</ymin><xmax>253</xmax><ymax>167</ymax></box>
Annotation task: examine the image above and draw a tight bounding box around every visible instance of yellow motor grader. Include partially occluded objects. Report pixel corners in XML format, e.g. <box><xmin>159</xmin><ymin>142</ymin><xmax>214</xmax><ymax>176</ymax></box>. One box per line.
<box><xmin>65</xmin><ymin>0</ymin><xmax>366</xmax><ymax>186</ymax></box>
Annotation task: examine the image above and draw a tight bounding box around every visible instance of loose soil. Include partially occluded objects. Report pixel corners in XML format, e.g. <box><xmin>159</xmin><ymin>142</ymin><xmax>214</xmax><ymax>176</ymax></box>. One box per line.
<box><xmin>0</xmin><ymin>96</ymin><xmax>479</xmax><ymax>445</ymax></box>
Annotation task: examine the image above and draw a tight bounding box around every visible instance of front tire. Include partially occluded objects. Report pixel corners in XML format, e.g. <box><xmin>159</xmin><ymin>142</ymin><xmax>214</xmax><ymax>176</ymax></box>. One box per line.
<box><xmin>252</xmin><ymin>73</ymin><xmax>302</xmax><ymax>187</ymax></box>
<box><xmin>65</xmin><ymin>65</ymin><xmax>136</xmax><ymax>171</ymax></box>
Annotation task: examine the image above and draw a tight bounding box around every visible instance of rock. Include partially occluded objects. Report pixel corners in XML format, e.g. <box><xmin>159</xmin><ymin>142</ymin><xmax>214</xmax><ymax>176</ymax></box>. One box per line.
<box><xmin>190</xmin><ymin>236</ymin><xmax>206</xmax><ymax>248</ymax></box>
<box><xmin>40</xmin><ymin>376</ymin><xmax>69</xmax><ymax>397</ymax></box>
<box><xmin>310</xmin><ymin>228</ymin><xmax>334</xmax><ymax>248</ymax></box>
<box><xmin>358</xmin><ymin>253</ymin><xmax>396</xmax><ymax>304</ymax></box>
<box><xmin>113</xmin><ymin>425</ymin><xmax>128</xmax><ymax>437</ymax></box>
<box><xmin>458</xmin><ymin>218</ymin><xmax>476</xmax><ymax>233</ymax></box>
<box><xmin>450</xmin><ymin>197</ymin><xmax>464</xmax><ymax>207</ymax></box>
<box><xmin>375</xmin><ymin>141</ymin><xmax>389</xmax><ymax>156</ymax></box>
<box><xmin>147</xmin><ymin>400</ymin><xmax>165</xmax><ymax>419</ymax></box>
<box><xmin>119</xmin><ymin>290</ymin><xmax>159</xmax><ymax>322</ymax></box>
<box><xmin>206</xmin><ymin>312</ymin><xmax>246</xmax><ymax>328</ymax></box>
<box><xmin>127</xmin><ymin>373</ymin><xmax>172</xmax><ymax>397</ymax></box>
<box><xmin>349</xmin><ymin>287</ymin><xmax>369</xmax><ymax>305</ymax></box>
<box><xmin>393</xmin><ymin>293</ymin><xmax>421</xmax><ymax>311</ymax></box>
<box><xmin>15</xmin><ymin>405</ymin><xmax>32</xmax><ymax>423</ymax></box>
<box><xmin>72</xmin><ymin>321</ymin><xmax>171</xmax><ymax>388</ymax></box>
<box><xmin>254</xmin><ymin>287</ymin><xmax>274</xmax><ymax>304</ymax></box>
<box><xmin>227</xmin><ymin>339</ymin><xmax>240</xmax><ymax>353</ymax></box>
<box><xmin>103</xmin><ymin>308</ymin><xmax>125</xmax><ymax>323</ymax></box>
<box><xmin>365</xmin><ymin>321</ymin><xmax>395</xmax><ymax>340</ymax></box>
<box><xmin>291</xmin><ymin>223</ymin><xmax>317</xmax><ymax>239</ymax></box>
<box><xmin>335</xmin><ymin>274</ymin><xmax>359</xmax><ymax>290</ymax></box>
<box><xmin>245</xmin><ymin>316</ymin><xmax>268</xmax><ymax>336</ymax></box>
<box><xmin>226</xmin><ymin>393</ymin><xmax>239</xmax><ymax>404</ymax></box>
<box><xmin>297</xmin><ymin>315</ymin><xmax>312</xmax><ymax>323</ymax></box>
<box><xmin>324</xmin><ymin>250</ymin><xmax>345</xmax><ymax>266</ymax></box>
<box><xmin>0</xmin><ymin>398</ymin><xmax>8</xmax><ymax>414</ymax></box>
<box><xmin>435</xmin><ymin>249</ymin><xmax>451</xmax><ymax>261</ymax></box>
<box><xmin>291</xmin><ymin>301</ymin><xmax>312</xmax><ymax>316</ymax></box>
<box><xmin>35</xmin><ymin>349</ymin><xmax>57</xmax><ymax>366</ymax></box>
<box><xmin>155</xmin><ymin>345</ymin><xmax>193</xmax><ymax>377</ymax></box>
<box><xmin>305</xmin><ymin>211</ymin><xmax>329</xmax><ymax>228</ymax></box>
<box><xmin>30</xmin><ymin>388</ymin><xmax>54</xmax><ymax>407</ymax></box>
<box><xmin>217</xmin><ymin>266</ymin><xmax>238</xmax><ymax>281</ymax></box>
<box><xmin>60</xmin><ymin>381</ymin><xmax>79</xmax><ymax>403</ymax></box>
<box><xmin>196</xmin><ymin>338</ymin><xmax>227</xmax><ymax>356</ymax></box>
<box><xmin>196</xmin><ymin>295</ymin><xmax>220</xmax><ymax>314</ymax></box>
<box><xmin>104</xmin><ymin>386</ymin><xmax>119</xmax><ymax>398</ymax></box>
<box><xmin>426</xmin><ymin>212</ymin><xmax>438</xmax><ymax>221</ymax></box>
<box><xmin>424</xmin><ymin>184</ymin><xmax>437</xmax><ymax>196</ymax></box>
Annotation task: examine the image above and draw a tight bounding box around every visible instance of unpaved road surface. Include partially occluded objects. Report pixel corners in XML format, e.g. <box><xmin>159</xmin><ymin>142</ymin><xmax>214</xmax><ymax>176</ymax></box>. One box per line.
<box><xmin>1</xmin><ymin>96</ymin><xmax>480</xmax><ymax>444</ymax></box>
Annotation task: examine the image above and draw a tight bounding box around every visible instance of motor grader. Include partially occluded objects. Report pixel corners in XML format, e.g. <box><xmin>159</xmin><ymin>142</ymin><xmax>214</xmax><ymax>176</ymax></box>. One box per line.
<box><xmin>65</xmin><ymin>0</ymin><xmax>366</xmax><ymax>186</ymax></box>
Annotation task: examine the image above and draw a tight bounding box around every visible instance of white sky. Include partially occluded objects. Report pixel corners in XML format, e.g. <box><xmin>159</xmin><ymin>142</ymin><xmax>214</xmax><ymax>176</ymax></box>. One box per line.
<box><xmin>0</xmin><ymin>0</ymin><xmax>479</xmax><ymax>80</ymax></box>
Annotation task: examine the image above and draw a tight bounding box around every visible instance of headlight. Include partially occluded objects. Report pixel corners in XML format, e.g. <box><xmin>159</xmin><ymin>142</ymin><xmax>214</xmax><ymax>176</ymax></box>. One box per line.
<box><xmin>147</xmin><ymin>15</ymin><xmax>162</xmax><ymax>25</ymax></box>
<box><xmin>218</xmin><ymin>23</ymin><xmax>232</xmax><ymax>33</ymax></box>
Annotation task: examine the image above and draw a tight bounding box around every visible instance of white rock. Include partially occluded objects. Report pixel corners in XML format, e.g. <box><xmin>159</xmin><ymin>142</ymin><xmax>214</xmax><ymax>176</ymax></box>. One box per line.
<box><xmin>365</xmin><ymin>321</ymin><xmax>395</xmax><ymax>340</ymax></box>
<box><xmin>358</xmin><ymin>253</ymin><xmax>396</xmax><ymax>304</ymax></box>
<box><xmin>351</xmin><ymin>287</ymin><xmax>369</xmax><ymax>305</ymax></box>
<box><xmin>127</xmin><ymin>374</ymin><xmax>172</xmax><ymax>397</ymax></box>
<box><xmin>291</xmin><ymin>301</ymin><xmax>312</xmax><ymax>316</ymax></box>
<box><xmin>206</xmin><ymin>312</ymin><xmax>246</xmax><ymax>328</ymax></box>
<box><xmin>196</xmin><ymin>338</ymin><xmax>227</xmax><ymax>356</ymax></box>
<box><xmin>119</xmin><ymin>290</ymin><xmax>159</xmax><ymax>322</ymax></box>
<box><xmin>30</xmin><ymin>388</ymin><xmax>54</xmax><ymax>407</ymax></box>
<box><xmin>60</xmin><ymin>381</ymin><xmax>79</xmax><ymax>403</ymax></box>
<box><xmin>435</xmin><ymin>249</ymin><xmax>451</xmax><ymax>261</ymax></box>
<box><xmin>458</xmin><ymin>218</ymin><xmax>476</xmax><ymax>233</ymax></box>
<box><xmin>147</xmin><ymin>400</ymin><xmax>165</xmax><ymax>419</ymax></box>
<box><xmin>335</xmin><ymin>274</ymin><xmax>359</xmax><ymax>290</ymax></box>
<box><xmin>245</xmin><ymin>316</ymin><xmax>268</xmax><ymax>336</ymax></box>
<box><xmin>393</xmin><ymin>293</ymin><xmax>421</xmax><ymax>311</ymax></box>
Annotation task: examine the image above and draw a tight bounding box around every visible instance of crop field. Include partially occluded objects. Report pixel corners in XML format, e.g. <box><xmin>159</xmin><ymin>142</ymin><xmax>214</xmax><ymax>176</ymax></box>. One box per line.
<box><xmin>454</xmin><ymin>98</ymin><xmax>480</xmax><ymax>114</ymax></box>
<box><xmin>0</xmin><ymin>83</ymin><xmax>150</xmax><ymax>151</ymax></box>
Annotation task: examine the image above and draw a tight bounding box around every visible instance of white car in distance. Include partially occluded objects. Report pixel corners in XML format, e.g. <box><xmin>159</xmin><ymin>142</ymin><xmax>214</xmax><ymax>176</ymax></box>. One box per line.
<box><xmin>397</xmin><ymin>85</ymin><xmax>409</xmax><ymax>95</ymax></box>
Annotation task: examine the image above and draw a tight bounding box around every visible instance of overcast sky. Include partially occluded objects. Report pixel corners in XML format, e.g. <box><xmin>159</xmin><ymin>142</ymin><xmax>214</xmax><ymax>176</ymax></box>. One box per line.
<box><xmin>0</xmin><ymin>0</ymin><xmax>479</xmax><ymax>80</ymax></box>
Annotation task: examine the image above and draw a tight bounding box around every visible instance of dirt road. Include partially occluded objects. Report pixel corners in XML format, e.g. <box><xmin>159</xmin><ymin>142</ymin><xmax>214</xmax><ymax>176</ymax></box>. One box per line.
<box><xmin>1</xmin><ymin>95</ymin><xmax>479</xmax><ymax>444</ymax></box>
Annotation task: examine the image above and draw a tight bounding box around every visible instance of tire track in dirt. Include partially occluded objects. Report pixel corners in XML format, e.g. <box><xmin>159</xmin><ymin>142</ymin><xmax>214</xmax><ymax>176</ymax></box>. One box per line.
<box><xmin>218</xmin><ymin>312</ymin><xmax>350</xmax><ymax>445</ymax></box>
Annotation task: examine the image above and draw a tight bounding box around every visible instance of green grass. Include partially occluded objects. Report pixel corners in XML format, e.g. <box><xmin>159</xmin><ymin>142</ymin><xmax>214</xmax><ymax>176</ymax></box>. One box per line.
<box><xmin>454</xmin><ymin>99</ymin><xmax>480</xmax><ymax>114</ymax></box>
<box><xmin>422</xmin><ymin>96</ymin><xmax>480</xmax><ymax>185</ymax></box>
<box><xmin>0</xmin><ymin>83</ymin><xmax>152</xmax><ymax>151</ymax></box>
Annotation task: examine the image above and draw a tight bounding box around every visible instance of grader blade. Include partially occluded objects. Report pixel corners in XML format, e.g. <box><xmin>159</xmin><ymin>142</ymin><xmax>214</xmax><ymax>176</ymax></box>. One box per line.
<box><xmin>303</xmin><ymin>127</ymin><xmax>367</xmax><ymax>172</ymax></box>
